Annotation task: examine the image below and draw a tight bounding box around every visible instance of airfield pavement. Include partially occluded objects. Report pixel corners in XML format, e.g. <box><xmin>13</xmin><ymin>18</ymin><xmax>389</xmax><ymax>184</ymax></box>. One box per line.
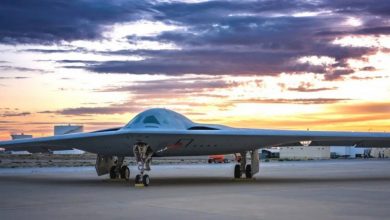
<box><xmin>0</xmin><ymin>159</ymin><xmax>389</xmax><ymax>220</ymax></box>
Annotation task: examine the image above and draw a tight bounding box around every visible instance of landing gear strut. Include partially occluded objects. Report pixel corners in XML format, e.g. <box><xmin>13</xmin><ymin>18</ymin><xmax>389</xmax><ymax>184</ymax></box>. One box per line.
<box><xmin>133</xmin><ymin>142</ymin><xmax>153</xmax><ymax>186</ymax></box>
<box><xmin>234</xmin><ymin>149</ymin><xmax>259</xmax><ymax>179</ymax></box>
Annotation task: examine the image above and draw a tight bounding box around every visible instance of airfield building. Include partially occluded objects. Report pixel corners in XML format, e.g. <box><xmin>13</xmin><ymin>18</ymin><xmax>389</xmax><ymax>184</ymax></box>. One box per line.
<box><xmin>280</xmin><ymin>146</ymin><xmax>330</xmax><ymax>160</ymax></box>
<box><xmin>271</xmin><ymin>146</ymin><xmax>370</xmax><ymax>160</ymax></box>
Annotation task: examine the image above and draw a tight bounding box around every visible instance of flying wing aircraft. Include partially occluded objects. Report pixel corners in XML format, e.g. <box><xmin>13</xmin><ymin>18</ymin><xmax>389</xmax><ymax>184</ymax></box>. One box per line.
<box><xmin>1</xmin><ymin>108</ymin><xmax>390</xmax><ymax>186</ymax></box>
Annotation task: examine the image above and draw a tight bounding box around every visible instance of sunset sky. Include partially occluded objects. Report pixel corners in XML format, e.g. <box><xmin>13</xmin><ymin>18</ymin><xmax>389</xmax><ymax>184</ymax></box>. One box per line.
<box><xmin>0</xmin><ymin>0</ymin><xmax>390</xmax><ymax>140</ymax></box>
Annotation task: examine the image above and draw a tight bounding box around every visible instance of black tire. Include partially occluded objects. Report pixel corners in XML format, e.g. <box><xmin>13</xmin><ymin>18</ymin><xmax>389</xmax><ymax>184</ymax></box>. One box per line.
<box><xmin>109</xmin><ymin>166</ymin><xmax>117</xmax><ymax>179</ymax></box>
<box><xmin>208</xmin><ymin>159</ymin><xmax>213</xmax><ymax>164</ymax></box>
<box><xmin>223</xmin><ymin>159</ymin><xmax>229</xmax><ymax>163</ymax></box>
<box><xmin>142</xmin><ymin>174</ymin><xmax>150</xmax><ymax>186</ymax></box>
<box><xmin>234</xmin><ymin>164</ymin><xmax>241</xmax><ymax>178</ymax></box>
<box><xmin>120</xmin><ymin>166</ymin><xmax>130</xmax><ymax>180</ymax></box>
<box><xmin>245</xmin><ymin>164</ymin><xmax>252</xmax><ymax>179</ymax></box>
<box><xmin>135</xmin><ymin>174</ymin><xmax>141</xmax><ymax>184</ymax></box>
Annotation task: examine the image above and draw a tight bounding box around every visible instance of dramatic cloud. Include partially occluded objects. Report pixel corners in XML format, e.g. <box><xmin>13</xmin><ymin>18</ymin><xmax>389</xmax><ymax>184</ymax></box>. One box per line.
<box><xmin>70</xmin><ymin>1</ymin><xmax>387</xmax><ymax>79</ymax></box>
<box><xmin>99</xmin><ymin>77</ymin><xmax>237</xmax><ymax>95</ymax></box>
<box><xmin>0</xmin><ymin>0</ymin><xmax>152</xmax><ymax>44</ymax></box>
<box><xmin>1</xmin><ymin>0</ymin><xmax>387</xmax><ymax>79</ymax></box>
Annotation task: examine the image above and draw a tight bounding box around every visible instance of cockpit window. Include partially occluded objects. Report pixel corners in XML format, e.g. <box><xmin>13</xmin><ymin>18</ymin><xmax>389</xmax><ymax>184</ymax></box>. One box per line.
<box><xmin>143</xmin><ymin>115</ymin><xmax>160</xmax><ymax>124</ymax></box>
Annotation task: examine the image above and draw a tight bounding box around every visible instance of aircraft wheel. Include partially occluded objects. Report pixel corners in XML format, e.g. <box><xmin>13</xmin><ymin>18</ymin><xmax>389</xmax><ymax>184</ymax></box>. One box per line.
<box><xmin>120</xmin><ymin>166</ymin><xmax>130</xmax><ymax>180</ymax></box>
<box><xmin>109</xmin><ymin>166</ymin><xmax>117</xmax><ymax>179</ymax></box>
<box><xmin>135</xmin><ymin>174</ymin><xmax>142</xmax><ymax>184</ymax></box>
<box><xmin>234</xmin><ymin>164</ymin><xmax>241</xmax><ymax>178</ymax></box>
<box><xmin>142</xmin><ymin>174</ymin><xmax>150</xmax><ymax>186</ymax></box>
<box><xmin>245</xmin><ymin>164</ymin><xmax>252</xmax><ymax>178</ymax></box>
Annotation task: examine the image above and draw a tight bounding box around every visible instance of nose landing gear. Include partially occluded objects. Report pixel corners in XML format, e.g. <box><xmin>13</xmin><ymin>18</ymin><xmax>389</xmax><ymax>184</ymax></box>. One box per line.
<box><xmin>133</xmin><ymin>142</ymin><xmax>153</xmax><ymax>186</ymax></box>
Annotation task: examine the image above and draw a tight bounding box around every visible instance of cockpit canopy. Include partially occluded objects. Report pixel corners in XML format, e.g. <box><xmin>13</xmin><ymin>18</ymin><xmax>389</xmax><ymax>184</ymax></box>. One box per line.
<box><xmin>123</xmin><ymin>108</ymin><xmax>195</xmax><ymax>130</ymax></box>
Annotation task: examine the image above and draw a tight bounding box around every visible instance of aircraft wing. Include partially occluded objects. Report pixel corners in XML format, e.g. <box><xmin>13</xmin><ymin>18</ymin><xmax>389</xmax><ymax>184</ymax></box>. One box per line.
<box><xmin>0</xmin><ymin>129</ymin><xmax>390</xmax><ymax>155</ymax></box>
<box><xmin>200</xmin><ymin>129</ymin><xmax>390</xmax><ymax>148</ymax></box>
<box><xmin>0</xmin><ymin>130</ymin><xmax>130</xmax><ymax>153</ymax></box>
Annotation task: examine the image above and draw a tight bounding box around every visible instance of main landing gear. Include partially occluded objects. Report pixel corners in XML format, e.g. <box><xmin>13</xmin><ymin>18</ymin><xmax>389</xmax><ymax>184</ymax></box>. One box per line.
<box><xmin>133</xmin><ymin>142</ymin><xmax>153</xmax><ymax>186</ymax></box>
<box><xmin>109</xmin><ymin>156</ymin><xmax>130</xmax><ymax>180</ymax></box>
<box><xmin>234</xmin><ymin>149</ymin><xmax>259</xmax><ymax>179</ymax></box>
<box><xmin>95</xmin><ymin>155</ymin><xmax>130</xmax><ymax>180</ymax></box>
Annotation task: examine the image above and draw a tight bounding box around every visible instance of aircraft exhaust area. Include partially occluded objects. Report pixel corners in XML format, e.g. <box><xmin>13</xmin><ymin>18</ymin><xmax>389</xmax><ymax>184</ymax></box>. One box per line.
<box><xmin>0</xmin><ymin>159</ymin><xmax>389</xmax><ymax>220</ymax></box>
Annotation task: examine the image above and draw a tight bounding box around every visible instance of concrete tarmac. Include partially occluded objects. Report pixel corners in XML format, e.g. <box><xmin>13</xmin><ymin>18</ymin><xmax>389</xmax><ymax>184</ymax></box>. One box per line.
<box><xmin>0</xmin><ymin>159</ymin><xmax>390</xmax><ymax>220</ymax></box>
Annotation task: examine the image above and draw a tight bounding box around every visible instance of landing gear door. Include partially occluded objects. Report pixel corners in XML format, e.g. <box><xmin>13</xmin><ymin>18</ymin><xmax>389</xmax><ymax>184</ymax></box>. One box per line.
<box><xmin>95</xmin><ymin>155</ymin><xmax>116</xmax><ymax>176</ymax></box>
<box><xmin>251</xmin><ymin>149</ymin><xmax>259</xmax><ymax>176</ymax></box>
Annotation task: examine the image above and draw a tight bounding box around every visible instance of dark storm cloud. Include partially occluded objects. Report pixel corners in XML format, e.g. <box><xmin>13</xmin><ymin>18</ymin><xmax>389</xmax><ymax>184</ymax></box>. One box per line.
<box><xmin>2</xmin><ymin>0</ymin><xmax>390</xmax><ymax>80</ymax></box>
<box><xmin>0</xmin><ymin>0</ymin><xmax>152</xmax><ymax>44</ymax></box>
<box><xmin>83</xmin><ymin>45</ymin><xmax>374</xmax><ymax>79</ymax></box>
<box><xmin>153</xmin><ymin>0</ymin><xmax>320</xmax><ymax>24</ymax></box>
<box><xmin>325</xmin><ymin>0</ymin><xmax>390</xmax><ymax>16</ymax></box>
<box><xmin>79</xmin><ymin>0</ymin><xmax>386</xmax><ymax>79</ymax></box>
<box><xmin>153</xmin><ymin>10</ymin><xmax>337</xmax><ymax>48</ymax></box>
<box><xmin>317</xmin><ymin>26</ymin><xmax>390</xmax><ymax>36</ymax></box>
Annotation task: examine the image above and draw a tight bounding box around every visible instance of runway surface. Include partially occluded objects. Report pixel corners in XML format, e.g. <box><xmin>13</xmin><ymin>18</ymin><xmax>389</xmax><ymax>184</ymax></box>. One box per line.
<box><xmin>1</xmin><ymin>159</ymin><xmax>390</xmax><ymax>220</ymax></box>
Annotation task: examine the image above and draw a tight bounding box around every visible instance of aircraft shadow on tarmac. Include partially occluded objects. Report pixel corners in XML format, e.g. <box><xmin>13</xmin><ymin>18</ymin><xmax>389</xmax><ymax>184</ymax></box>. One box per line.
<box><xmin>1</xmin><ymin>175</ymin><xmax>390</xmax><ymax>188</ymax></box>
